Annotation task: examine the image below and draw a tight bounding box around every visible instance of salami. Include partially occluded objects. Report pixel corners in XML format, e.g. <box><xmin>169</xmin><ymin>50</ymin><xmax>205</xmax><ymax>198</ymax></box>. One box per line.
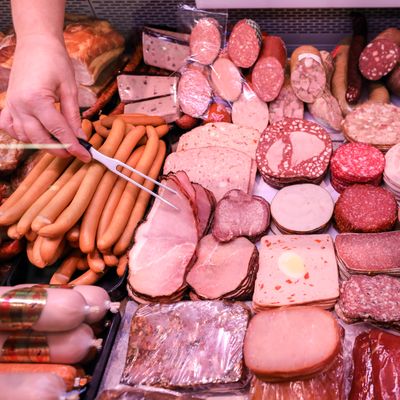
<box><xmin>387</xmin><ymin>63</ymin><xmax>400</xmax><ymax>96</ymax></box>
<box><xmin>256</xmin><ymin>118</ymin><xmax>332</xmax><ymax>188</ymax></box>
<box><xmin>290</xmin><ymin>45</ymin><xmax>326</xmax><ymax>103</ymax></box>
<box><xmin>342</xmin><ymin>103</ymin><xmax>400</xmax><ymax>151</ymax></box>
<box><xmin>177</xmin><ymin>68</ymin><xmax>212</xmax><ymax>118</ymax></box>
<box><xmin>232</xmin><ymin>87</ymin><xmax>269</xmax><ymax>132</ymax></box>
<box><xmin>384</xmin><ymin>143</ymin><xmax>400</xmax><ymax>200</ymax></box>
<box><xmin>189</xmin><ymin>18</ymin><xmax>221</xmax><ymax>65</ymax></box>
<box><xmin>251</xmin><ymin>36</ymin><xmax>286</xmax><ymax>102</ymax></box>
<box><xmin>210</xmin><ymin>57</ymin><xmax>243</xmax><ymax>102</ymax></box>
<box><xmin>228</xmin><ymin>19</ymin><xmax>262</xmax><ymax>68</ymax></box>
<box><xmin>269</xmin><ymin>71</ymin><xmax>304</xmax><ymax>123</ymax></box>
<box><xmin>330</xmin><ymin>142</ymin><xmax>385</xmax><ymax>192</ymax></box>
<box><xmin>359</xmin><ymin>28</ymin><xmax>400</xmax><ymax>80</ymax></box>
<box><xmin>346</xmin><ymin>13</ymin><xmax>368</xmax><ymax>104</ymax></box>
<box><xmin>334</xmin><ymin>184</ymin><xmax>397</xmax><ymax>233</ymax></box>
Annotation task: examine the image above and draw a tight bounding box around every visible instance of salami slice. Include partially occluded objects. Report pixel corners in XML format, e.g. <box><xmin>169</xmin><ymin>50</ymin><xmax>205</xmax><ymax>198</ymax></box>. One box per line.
<box><xmin>210</xmin><ymin>57</ymin><xmax>243</xmax><ymax>102</ymax></box>
<box><xmin>359</xmin><ymin>28</ymin><xmax>400</xmax><ymax>80</ymax></box>
<box><xmin>334</xmin><ymin>184</ymin><xmax>397</xmax><ymax>233</ymax></box>
<box><xmin>190</xmin><ymin>18</ymin><xmax>221</xmax><ymax>65</ymax></box>
<box><xmin>290</xmin><ymin>45</ymin><xmax>327</xmax><ymax>103</ymax></box>
<box><xmin>228</xmin><ymin>19</ymin><xmax>262</xmax><ymax>68</ymax></box>
<box><xmin>256</xmin><ymin>118</ymin><xmax>332</xmax><ymax>187</ymax></box>
<box><xmin>177</xmin><ymin>69</ymin><xmax>212</xmax><ymax>118</ymax></box>
<box><xmin>251</xmin><ymin>36</ymin><xmax>286</xmax><ymax>102</ymax></box>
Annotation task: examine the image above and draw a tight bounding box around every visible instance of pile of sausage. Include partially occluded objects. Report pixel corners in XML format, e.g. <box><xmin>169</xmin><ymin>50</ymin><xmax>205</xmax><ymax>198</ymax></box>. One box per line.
<box><xmin>0</xmin><ymin>114</ymin><xmax>169</xmax><ymax>285</ymax></box>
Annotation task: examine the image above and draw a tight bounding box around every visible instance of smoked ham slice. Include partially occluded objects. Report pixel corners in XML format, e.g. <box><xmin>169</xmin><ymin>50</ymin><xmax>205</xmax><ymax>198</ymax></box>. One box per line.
<box><xmin>128</xmin><ymin>174</ymin><xmax>198</xmax><ymax>302</ymax></box>
<box><xmin>244</xmin><ymin>307</ymin><xmax>341</xmax><ymax>382</ymax></box>
<box><xmin>186</xmin><ymin>234</ymin><xmax>258</xmax><ymax>300</ymax></box>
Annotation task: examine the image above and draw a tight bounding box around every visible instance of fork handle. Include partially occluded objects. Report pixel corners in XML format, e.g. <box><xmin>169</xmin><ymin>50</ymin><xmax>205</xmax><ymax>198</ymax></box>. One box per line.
<box><xmin>78</xmin><ymin>138</ymin><xmax>93</xmax><ymax>151</ymax></box>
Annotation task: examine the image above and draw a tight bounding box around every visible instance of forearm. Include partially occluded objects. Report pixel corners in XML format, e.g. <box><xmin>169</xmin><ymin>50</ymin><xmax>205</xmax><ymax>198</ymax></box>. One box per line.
<box><xmin>11</xmin><ymin>0</ymin><xmax>65</xmax><ymax>41</ymax></box>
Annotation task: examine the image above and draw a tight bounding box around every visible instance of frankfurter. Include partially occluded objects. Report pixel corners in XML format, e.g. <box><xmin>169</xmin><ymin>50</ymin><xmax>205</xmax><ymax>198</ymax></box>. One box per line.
<box><xmin>101</xmin><ymin>114</ymin><xmax>165</xmax><ymax>128</ymax></box>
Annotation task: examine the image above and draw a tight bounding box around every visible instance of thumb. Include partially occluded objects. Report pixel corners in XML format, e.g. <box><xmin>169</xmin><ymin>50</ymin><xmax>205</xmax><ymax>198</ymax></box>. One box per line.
<box><xmin>59</xmin><ymin>83</ymin><xmax>86</xmax><ymax>139</ymax></box>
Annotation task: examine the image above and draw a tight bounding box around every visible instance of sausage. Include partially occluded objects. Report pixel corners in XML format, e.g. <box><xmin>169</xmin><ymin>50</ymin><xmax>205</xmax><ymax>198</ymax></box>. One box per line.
<box><xmin>81</xmin><ymin>118</ymin><xmax>93</xmax><ymax>138</ymax></box>
<box><xmin>102</xmin><ymin>251</ymin><xmax>118</xmax><ymax>267</ymax></box>
<box><xmin>346</xmin><ymin>13</ymin><xmax>367</xmax><ymax>104</ymax></box>
<box><xmin>6</xmin><ymin>224</ymin><xmax>20</xmax><ymax>239</ymax></box>
<box><xmin>269</xmin><ymin>69</ymin><xmax>304</xmax><ymax>124</ymax></box>
<box><xmin>69</xmin><ymin>269</ymin><xmax>104</xmax><ymax>286</ymax></box>
<box><xmin>97</xmin><ymin>126</ymin><xmax>159</xmax><ymax>251</ymax></box>
<box><xmin>204</xmin><ymin>102</ymin><xmax>232</xmax><ymax>124</ymax></box>
<box><xmin>93</xmin><ymin>120</ymin><xmax>110</xmax><ymax>138</ymax></box>
<box><xmin>101</xmin><ymin>114</ymin><xmax>165</xmax><ymax>129</ymax></box>
<box><xmin>359</xmin><ymin>27</ymin><xmax>400</xmax><ymax>80</ymax></box>
<box><xmin>38</xmin><ymin>119</ymin><xmax>126</xmax><ymax>238</ymax></box>
<box><xmin>116</xmin><ymin>253</ymin><xmax>128</xmax><ymax>277</ymax></box>
<box><xmin>137</xmin><ymin>124</ymin><xmax>170</xmax><ymax>146</ymax></box>
<box><xmin>290</xmin><ymin>45</ymin><xmax>327</xmax><ymax>103</ymax></box>
<box><xmin>0</xmin><ymin>239</ymin><xmax>23</xmax><ymax>261</ymax></box>
<box><xmin>0</xmin><ymin>373</ymin><xmax>68</xmax><ymax>400</ymax></box>
<box><xmin>175</xmin><ymin>114</ymin><xmax>199</xmax><ymax>130</ymax></box>
<box><xmin>113</xmin><ymin>140</ymin><xmax>166</xmax><ymax>256</ymax></box>
<box><xmin>251</xmin><ymin>35</ymin><xmax>286</xmax><ymax>102</ymax></box>
<box><xmin>190</xmin><ymin>17</ymin><xmax>221</xmax><ymax>65</ymax></box>
<box><xmin>79</xmin><ymin>125</ymin><xmax>146</xmax><ymax>254</ymax></box>
<box><xmin>387</xmin><ymin>64</ymin><xmax>400</xmax><ymax>96</ymax></box>
<box><xmin>0</xmin><ymin>323</ymin><xmax>100</xmax><ymax>364</ymax></box>
<box><xmin>177</xmin><ymin>68</ymin><xmax>212</xmax><ymax>118</ymax></box>
<box><xmin>87</xmin><ymin>250</ymin><xmax>106</xmax><ymax>273</ymax></box>
<box><xmin>30</xmin><ymin>236</ymin><xmax>47</xmax><ymax>268</ymax></box>
<box><xmin>50</xmin><ymin>253</ymin><xmax>80</xmax><ymax>285</ymax></box>
<box><xmin>39</xmin><ymin>236</ymin><xmax>64</xmax><ymax>265</ymax></box>
<box><xmin>65</xmin><ymin>224</ymin><xmax>80</xmax><ymax>243</ymax></box>
<box><xmin>228</xmin><ymin>19</ymin><xmax>262</xmax><ymax>68</ymax></box>
<box><xmin>0</xmin><ymin>287</ymin><xmax>89</xmax><ymax>332</ymax></box>
<box><xmin>24</xmin><ymin>230</ymin><xmax>38</xmax><ymax>242</ymax></box>
<box><xmin>210</xmin><ymin>57</ymin><xmax>243</xmax><ymax>102</ymax></box>
<box><xmin>96</xmin><ymin>146</ymin><xmax>145</xmax><ymax>242</ymax></box>
<box><xmin>367</xmin><ymin>81</ymin><xmax>391</xmax><ymax>104</ymax></box>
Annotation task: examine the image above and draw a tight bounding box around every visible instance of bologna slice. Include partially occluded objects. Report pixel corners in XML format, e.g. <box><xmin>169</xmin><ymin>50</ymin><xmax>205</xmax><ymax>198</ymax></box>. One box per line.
<box><xmin>210</xmin><ymin>57</ymin><xmax>243</xmax><ymax>102</ymax></box>
<box><xmin>232</xmin><ymin>88</ymin><xmax>269</xmax><ymax>133</ymax></box>
<box><xmin>212</xmin><ymin>189</ymin><xmax>270</xmax><ymax>243</ymax></box>
<box><xmin>359</xmin><ymin>28</ymin><xmax>400</xmax><ymax>80</ymax></box>
<box><xmin>186</xmin><ymin>234</ymin><xmax>258</xmax><ymax>300</ymax></box>
<box><xmin>342</xmin><ymin>103</ymin><xmax>400</xmax><ymax>151</ymax></box>
<box><xmin>177</xmin><ymin>68</ymin><xmax>212</xmax><ymax>118</ymax></box>
<box><xmin>270</xmin><ymin>184</ymin><xmax>334</xmax><ymax>234</ymax></box>
<box><xmin>334</xmin><ymin>184</ymin><xmax>397</xmax><ymax>233</ymax></box>
<box><xmin>228</xmin><ymin>19</ymin><xmax>262</xmax><ymax>68</ymax></box>
<box><xmin>251</xmin><ymin>36</ymin><xmax>286</xmax><ymax>102</ymax></box>
<box><xmin>244</xmin><ymin>307</ymin><xmax>341</xmax><ymax>381</ymax></box>
<box><xmin>190</xmin><ymin>18</ymin><xmax>221</xmax><ymax>65</ymax></box>
<box><xmin>335</xmin><ymin>231</ymin><xmax>400</xmax><ymax>275</ymax></box>
<box><xmin>253</xmin><ymin>235</ymin><xmax>339</xmax><ymax>310</ymax></box>
<box><xmin>256</xmin><ymin>118</ymin><xmax>332</xmax><ymax>187</ymax></box>
<box><xmin>290</xmin><ymin>45</ymin><xmax>326</xmax><ymax>103</ymax></box>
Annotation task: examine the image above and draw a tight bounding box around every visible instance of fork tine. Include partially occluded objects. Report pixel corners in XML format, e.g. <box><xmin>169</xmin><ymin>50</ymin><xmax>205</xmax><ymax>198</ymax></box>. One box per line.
<box><xmin>116</xmin><ymin>161</ymin><xmax>178</xmax><ymax>195</ymax></box>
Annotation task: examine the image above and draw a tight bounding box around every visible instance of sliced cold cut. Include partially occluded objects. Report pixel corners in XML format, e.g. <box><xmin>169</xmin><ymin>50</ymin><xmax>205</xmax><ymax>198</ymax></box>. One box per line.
<box><xmin>270</xmin><ymin>184</ymin><xmax>334</xmax><ymax>234</ymax></box>
<box><xmin>334</xmin><ymin>184</ymin><xmax>397</xmax><ymax>233</ymax></box>
<box><xmin>232</xmin><ymin>86</ymin><xmax>269</xmax><ymax>133</ymax></box>
<box><xmin>212</xmin><ymin>189</ymin><xmax>270</xmax><ymax>242</ymax></box>
<box><xmin>186</xmin><ymin>234</ymin><xmax>258</xmax><ymax>300</ymax></box>
<box><xmin>190</xmin><ymin>18</ymin><xmax>221</xmax><ymax>65</ymax></box>
<box><xmin>177</xmin><ymin>68</ymin><xmax>212</xmax><ymax>118</ymax></box>
<box><xmin>256</xmin><ymin>118</ymin><xmax>332</xmax><ymax>188</ymax></box>
<box><xmin>251</xmin><ymin>35</ymin><xmax>286</xmax><ymax>102</ymax></box>
<box><xmin>228</xmin><ymin>19</ymin><xmax>262</xmax><ymax>68</ymax></box>
<box><xmin>253</xmin><ymin>235</ymin><xmax>339</xmax><ymax>310</ymax></box>
<box><xmin>244</xmin><ymin>307</ymin><xmax>341</xmax><ymax>381</ymax></box>
<box><xmin>210</xmin><ymin>57</ymin><xmax>243</xmax><ymax>102</ymax></box>
<box><xmin>192</xmin><ymin>183</ymin><xmax>215</xmax><ymax>237</ymax></box>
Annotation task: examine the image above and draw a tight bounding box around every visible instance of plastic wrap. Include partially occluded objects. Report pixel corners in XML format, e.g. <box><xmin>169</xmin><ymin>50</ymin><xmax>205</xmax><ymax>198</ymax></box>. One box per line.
<box><xmin>121</xmin><ymin>301</ymin><xmax>250</xmax><ymax>392</ymax></box>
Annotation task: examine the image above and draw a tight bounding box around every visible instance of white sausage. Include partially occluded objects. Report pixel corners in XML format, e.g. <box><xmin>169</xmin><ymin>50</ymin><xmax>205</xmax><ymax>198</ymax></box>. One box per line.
<box><xmin>0</xmin><ymin>324</ymin><xmax>101</xmax><ymax>364</ymax></box>
<box><xmin>0</xmin><ymin>373</ymin><xmax>67</xmax><ymax>400</ymax></box>
<box><xmin>0</xmin><ymin>287</ymin><xmax>89</xmax><ymax>332</ymax></box>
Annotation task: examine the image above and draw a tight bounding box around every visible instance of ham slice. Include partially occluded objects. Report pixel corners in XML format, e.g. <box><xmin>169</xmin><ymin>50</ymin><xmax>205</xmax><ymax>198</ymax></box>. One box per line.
<box><xmin>186</xmin><ymin>234</ymin><xmax>258</xmax><ymax>300</ymax></box>
<box><xmin>244</xmin><ymin>307</ymin><xmax>341</xmax><ymax>382</ymax></box>
<box><xmin>128</xmin><ymin>174</ymin><xmax>198</xmax><ymax>302</ymax></box>
<box><xmin>192</xmin><ymin>183</ymin><xmax>215</xmax><ymax>237</ymax></box>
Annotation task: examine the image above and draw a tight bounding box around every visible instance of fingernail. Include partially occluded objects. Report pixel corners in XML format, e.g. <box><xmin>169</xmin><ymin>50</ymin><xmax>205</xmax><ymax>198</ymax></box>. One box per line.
<box><xmin>77</xmin><ymin>128</ymin><xmax>87</xmax><ymax>140</ymax></box>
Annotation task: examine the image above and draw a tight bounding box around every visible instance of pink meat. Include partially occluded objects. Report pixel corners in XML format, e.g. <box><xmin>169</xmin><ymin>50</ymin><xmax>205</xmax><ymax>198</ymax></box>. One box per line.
<box><xmin>193</xmin><ymin>183</ymin><xmax>215</xmax><ymax>237</ymax></box>
<box><xmin>190</xmin><ymin>18</ymin><xmax>221</xmax><ymax>65</ymax></box>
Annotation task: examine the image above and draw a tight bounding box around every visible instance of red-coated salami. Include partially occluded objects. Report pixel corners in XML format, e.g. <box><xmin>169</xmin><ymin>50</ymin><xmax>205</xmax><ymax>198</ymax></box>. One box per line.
<box><xmin>190</xmin><ymin>18</ymin><xmax>221</xmax><ymax>65</ymax></box>
<box><xmin>256</xmin><ymin>118</ymin><xmax>332</xmax><ymax>188</ymax></box>
<box><xmin>334</xmin><ymin>184</ymin><xmax>397</xmax><ymax>233</ymax></box>
<box><xmin>359</xmin><ymin>28</ymin><xmax>400</xmax><ymax>80</ymax></box>
<box><xmin>251</xmin><ymin>36</ymin><xmax>286</xmax><ymax>102</ymax></box>
<box><xmin>228</xmin><ymin>19</ymin><xmax>262</xmax><ymax>68</ymax></box>
<box><xmin>177</xmin><ymin>69</ymin><xmax>212</xmax><ymax>118</ymax></box>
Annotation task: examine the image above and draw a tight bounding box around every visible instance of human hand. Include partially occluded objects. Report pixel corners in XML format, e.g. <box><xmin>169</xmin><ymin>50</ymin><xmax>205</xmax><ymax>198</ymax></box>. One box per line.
<box><xmin>0</xmin><ymin>34</ymin><xmax>91</xmax><ymax>162</ymax></box>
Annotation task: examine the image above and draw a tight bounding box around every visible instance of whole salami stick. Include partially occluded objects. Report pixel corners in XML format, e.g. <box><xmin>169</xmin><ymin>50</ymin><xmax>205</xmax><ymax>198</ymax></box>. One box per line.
<box><xmin>82</xmin><ymin>44</ymin><xmax>143</xmax><ymax>119</ymax></box>
<box><xmin>359</xmin><ymin>27</ymin><xmax>400</xmax><ymax>80</ymax></box>
<box><xmin>346</xmin><ymin>13</ymin><xmax>368</xmax><ymax>104</ymax></box>
<box><xmin>251</xmin><ymin>35</ymin><xmax>287</xmax><ymax>102</ymax></box>
<box><xmin>290</xmin><ymin>45</ymin><xmax>326</xmax><ymax>103</ymax></box>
